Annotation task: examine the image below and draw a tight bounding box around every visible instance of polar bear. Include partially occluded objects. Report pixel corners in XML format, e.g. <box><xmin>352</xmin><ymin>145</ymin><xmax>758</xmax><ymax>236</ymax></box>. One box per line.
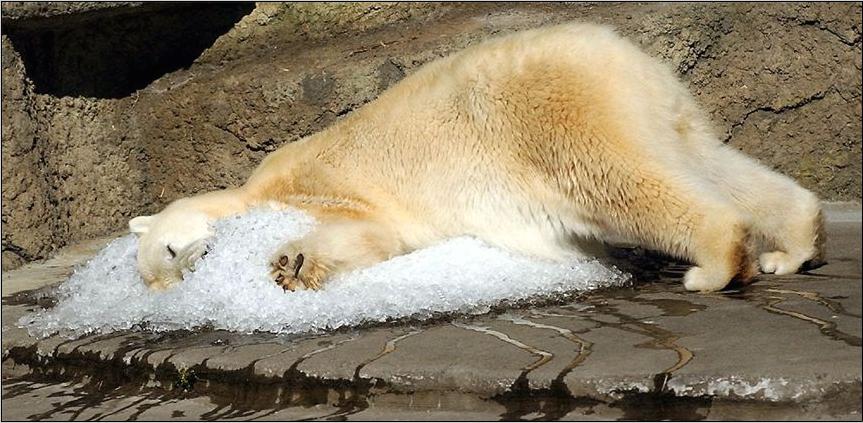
<box><xmin>129</xmin><ymin>23</ymin><xmax>825</xmax><ymax>292</ymax></box>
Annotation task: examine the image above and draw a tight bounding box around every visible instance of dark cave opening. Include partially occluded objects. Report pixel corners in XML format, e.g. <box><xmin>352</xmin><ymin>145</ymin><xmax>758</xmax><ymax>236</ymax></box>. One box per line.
<box><xmin>3</xmin><ymin>2</ymin><xmax>255</xmax><ymax>99</ymax></box>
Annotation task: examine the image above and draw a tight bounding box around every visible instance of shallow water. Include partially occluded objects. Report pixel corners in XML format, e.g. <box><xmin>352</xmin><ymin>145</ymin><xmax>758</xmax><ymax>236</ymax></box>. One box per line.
<box><xmin>19</xmin><ymin>208</ymin><xmax>629</xmax><ymax>338</ymax></box>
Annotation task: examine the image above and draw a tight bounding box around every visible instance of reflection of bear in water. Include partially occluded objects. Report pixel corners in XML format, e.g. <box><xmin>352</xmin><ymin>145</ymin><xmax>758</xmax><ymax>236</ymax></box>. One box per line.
<box><xmin>129</xmin><ymin>23</ymin><xmax>825</xmax><ymax>293</ymax></box>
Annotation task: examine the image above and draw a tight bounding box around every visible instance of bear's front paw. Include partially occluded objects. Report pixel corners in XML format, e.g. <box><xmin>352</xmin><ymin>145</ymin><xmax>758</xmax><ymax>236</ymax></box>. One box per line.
<box><xmin>683</xmin><ymin>266</ymin><xmax>730</xmax><ymax>292</ymax></box>
<box><xmin>759</xmin><ymin>251</ymin><xmax>802</xmax><ymax>275</ymax></box>
<box><xmin>270</xmin><ymin>246</ymin><xmax>329</xmax><ymax>292</ymax></box>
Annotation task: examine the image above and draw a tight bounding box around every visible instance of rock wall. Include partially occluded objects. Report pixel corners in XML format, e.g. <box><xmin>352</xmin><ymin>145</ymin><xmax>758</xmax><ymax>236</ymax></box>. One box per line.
<box><xmin>2</xmin><ymin>2</ymin><xmax>861</xmax><ymax>270</ymax></box>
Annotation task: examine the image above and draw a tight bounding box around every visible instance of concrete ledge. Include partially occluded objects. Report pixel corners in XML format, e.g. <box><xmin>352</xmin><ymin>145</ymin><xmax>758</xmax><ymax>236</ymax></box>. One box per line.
<box><xmin>824</xmin><ymin>201</ymin><xmax>863</xmax><ymax>222</ymax></box>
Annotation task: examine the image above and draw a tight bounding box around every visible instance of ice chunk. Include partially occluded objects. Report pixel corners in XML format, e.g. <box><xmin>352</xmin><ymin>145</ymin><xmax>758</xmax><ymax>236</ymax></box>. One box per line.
<box><xmin>20</xmin><ymin>208</ymin><xmax>630</xmax><ymax>338</ymax></box>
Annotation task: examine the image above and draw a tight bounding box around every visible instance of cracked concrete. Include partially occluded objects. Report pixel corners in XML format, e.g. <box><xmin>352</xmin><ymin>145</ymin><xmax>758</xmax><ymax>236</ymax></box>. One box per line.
<box><xmin>1</xmin><ymin>203</ymin><xmax>860</xmax><ymax>420</ymax></box>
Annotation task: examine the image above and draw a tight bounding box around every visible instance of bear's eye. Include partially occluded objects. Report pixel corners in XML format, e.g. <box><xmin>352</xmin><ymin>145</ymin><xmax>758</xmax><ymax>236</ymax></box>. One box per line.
<box><xmin>166</xmin><ymin>245</ymin><xmax>177</xmax><ymax>259</ymax></box>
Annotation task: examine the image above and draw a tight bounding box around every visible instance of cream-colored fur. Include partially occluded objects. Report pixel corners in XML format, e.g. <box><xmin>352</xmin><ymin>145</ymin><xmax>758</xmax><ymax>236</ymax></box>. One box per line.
<box><xmin>129</xmin><ymin>23</ymin><xmax>825</xmax><ymax>292</ymax></box>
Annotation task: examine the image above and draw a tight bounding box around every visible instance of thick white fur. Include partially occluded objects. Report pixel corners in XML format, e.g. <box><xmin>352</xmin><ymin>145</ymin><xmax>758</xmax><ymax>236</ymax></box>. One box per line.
<box><xmin>130</xmin><ymin>23</ymin><xmax>825</xmax><ymax>292</ymax></box>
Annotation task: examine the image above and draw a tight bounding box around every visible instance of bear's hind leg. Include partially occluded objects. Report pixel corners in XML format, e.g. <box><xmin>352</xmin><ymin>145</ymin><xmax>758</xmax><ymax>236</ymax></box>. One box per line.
<box><xmin>691</xmin><ymin>143</ymin><xmax>825</xmax><ymax>275</ymax></box>
<box><xmin>681</xmin><ymin>204</ymin><xmax>757</xmax><ymax>292</ymax></box>
<box><xmin>610</xmin><ymin>173</ymin><xmax>756</xmax><ymax>292</ymax></box>
<box><xmin>270</xmin><ymin>217</ymin><xmax>406</xmax><ymax>291</ymax></box>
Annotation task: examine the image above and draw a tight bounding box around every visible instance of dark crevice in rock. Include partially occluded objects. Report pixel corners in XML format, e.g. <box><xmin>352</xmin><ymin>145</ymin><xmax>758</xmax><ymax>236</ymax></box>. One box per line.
<box><xmin>1</xmin><ymin>240</ymin><xmax>36</xmax><ymax>262</ymax></box>
<box><xmin>722</xmin><ymin>90</ymin><xmax>831</xmax><ymax>144</ymax></box>
<box><xmin>3</xmin><ymin>3</ymin><xmax>255</xmax><ymax>99</ymax></box>
<box><xmin>792</xmin><ymin>18</ymin><xmax>863</xmax><ymax>49</ymax></box>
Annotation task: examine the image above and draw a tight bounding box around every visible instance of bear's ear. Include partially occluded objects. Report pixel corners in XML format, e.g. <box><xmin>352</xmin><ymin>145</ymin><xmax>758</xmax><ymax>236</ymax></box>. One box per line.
<box><xmin>129</xmin><ymin>215</ymin><xmax>154</xmax><ymax>235</ymax></box>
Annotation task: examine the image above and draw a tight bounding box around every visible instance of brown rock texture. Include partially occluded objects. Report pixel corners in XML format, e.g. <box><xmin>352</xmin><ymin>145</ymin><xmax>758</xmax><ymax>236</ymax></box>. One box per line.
<box><xmin>1</xmin><ymin>2</ymin><xmax>861</xmax><ymax>270</ymax></box>
<box><xmin>0</xmin><ymin>2</ymin><xmax>144</xmax><ymax>22</ymax></box>
<box><xmin>2</xmin><ymin>35</ymin><xmax>46</xmax><ymax>269</ymax></box>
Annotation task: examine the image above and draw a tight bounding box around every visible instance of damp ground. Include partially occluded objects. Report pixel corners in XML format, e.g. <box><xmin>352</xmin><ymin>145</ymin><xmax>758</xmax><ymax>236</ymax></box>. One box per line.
<box><xmin>1</xmin><ymin>203</ymin><xmax>860</xmax><ymax>420</ymax></box>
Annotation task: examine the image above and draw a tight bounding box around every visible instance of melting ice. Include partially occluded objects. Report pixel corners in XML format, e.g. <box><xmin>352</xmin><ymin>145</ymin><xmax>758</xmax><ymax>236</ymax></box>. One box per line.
<box><xmin>20</xmin><ymin>208</ymin><xmax>630</xmax><ymax>338</ymax></box>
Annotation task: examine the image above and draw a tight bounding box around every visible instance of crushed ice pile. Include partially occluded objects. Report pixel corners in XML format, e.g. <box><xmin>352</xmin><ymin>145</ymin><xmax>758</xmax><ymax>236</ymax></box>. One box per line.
<box><xmin>20</xmin><ymin>208</ymin><xmax>630</xmax><ymax>338</ymax></box>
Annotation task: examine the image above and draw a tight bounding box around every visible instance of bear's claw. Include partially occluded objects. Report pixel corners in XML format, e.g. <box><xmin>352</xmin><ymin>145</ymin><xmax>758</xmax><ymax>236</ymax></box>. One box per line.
<box><xmin>270</xmin><ymin>251</ymin><xmax>324</xmax><ymax>292</ymax></box>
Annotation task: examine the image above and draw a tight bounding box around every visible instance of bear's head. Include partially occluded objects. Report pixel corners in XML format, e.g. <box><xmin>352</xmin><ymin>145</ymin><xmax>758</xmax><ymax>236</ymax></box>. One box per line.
<box><xmin>128</xmin><ymin>207</ymin><xmax>212</xmax><ymax>290</ymax></box>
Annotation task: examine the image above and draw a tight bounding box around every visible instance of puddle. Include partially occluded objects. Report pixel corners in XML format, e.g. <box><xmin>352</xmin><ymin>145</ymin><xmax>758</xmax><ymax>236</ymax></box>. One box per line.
<box><xmin>758</xmin><ymin>295</ymin><xmax>861</xmax><ymax>347</ymax></box>
<box><xmin>6</xmin><ymin>365</ymin><xmax>855</xmax><ymax>422</ymax></box>
<box><xmin>716</xmin><ymin>284</ymin><xmax>862</xmax><ymax>347</ymax></box>
<box><xmin>502</xmin><ymin>314</ymin><xmax>594</xmax><ymax>385</ymax></box>
<box><xmin>559</xmin><ymin>296</ymin><xmax>697</xmax><ymax>387</ymax></box>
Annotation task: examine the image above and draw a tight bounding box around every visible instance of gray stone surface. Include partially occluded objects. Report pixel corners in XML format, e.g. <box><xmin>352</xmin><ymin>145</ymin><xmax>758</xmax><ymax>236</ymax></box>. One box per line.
<box><xmin>1</xmin><ymin>232</ymin><xmax>119</xmax><ymax>295</ymax></box>
<box><xmin>1</xmin><ymin>203</ymin><xmax>860</xmax><ymax>419</ymax></box>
